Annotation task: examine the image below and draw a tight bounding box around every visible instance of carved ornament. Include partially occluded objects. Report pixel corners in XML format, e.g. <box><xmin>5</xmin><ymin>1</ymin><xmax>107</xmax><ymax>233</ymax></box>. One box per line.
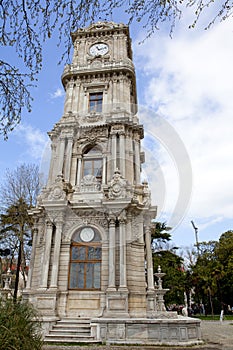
<box><xmin>81</xmin><ymin>127</ymin><xmax>108</xmax><ymax>141</ymax></box>
<box><xmin>108</xmin><ymin>169</ymin><xmax>127</xmax><ymax>199</ymax></box>
<box><xmin>80</xmin><ymin>175</ymin><xmax>101</xmax><ymax>192</ymax></box>
<box><xmin>82</xmin><ymin>112</ymin><xmax>103</xmax><ymax>124</ymax></box>
<box><xmin>47</xmin><ymin>175</ymin><xmax>73</xmax><ymax>201</ymax></box>
<box><xmin>111</xmin><ymin>125</ymin><xmax>125</xmax><ymax>134</ymax></box>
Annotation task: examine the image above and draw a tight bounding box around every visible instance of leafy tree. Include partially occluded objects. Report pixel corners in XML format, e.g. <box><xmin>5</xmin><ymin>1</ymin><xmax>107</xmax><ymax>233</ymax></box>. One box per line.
<box><xmin>151</xmin><ymin>221</ymin><xmax>172</xmax><ymax>251</ymax></box>
<box><xmin>0</xmin><ymin>164</ymin><xmax>40</xmax><ymax>299</ymax></box>
<box><xmin>153</xmin><ymin>249</ymin><xmax>186</xmax><ymax>306</ymax></box>
<box><xmin>1</xmin><ymin>0</ymin><xmax>231</xmax><ymax>138</ymax></box>
<box><xmin>0</xmin><ymin>198</ymin><xmax>33</xmax><ymax>297</ymax></box>
<box><xmin>151</xmin><ymin>222</ymin><xmax>185</xmax><ymax>305</ymax></box>
<box><xmin>0</xmin><ymin>298</ymin><xmax>43</xmax><ymax>350</ymax></box>
<box><xmin>190</xmin><ymin>240</ymin><xmax>224</xmax><ymax>315</ymax></box>
<box><xmin>214</xmin><ymin>231</ymin><xmax>233</xmax><ymax>308</ymax></box>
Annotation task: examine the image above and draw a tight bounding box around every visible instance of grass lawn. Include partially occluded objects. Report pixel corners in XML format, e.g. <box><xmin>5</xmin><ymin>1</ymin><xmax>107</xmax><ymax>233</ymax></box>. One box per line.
<box><xmin>193</xmin><ymin>314</ymin><xmax>233</xmax><ymax>321</ymax></box>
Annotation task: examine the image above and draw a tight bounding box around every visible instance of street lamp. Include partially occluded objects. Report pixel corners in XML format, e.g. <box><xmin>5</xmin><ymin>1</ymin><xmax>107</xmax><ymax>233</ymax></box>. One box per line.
<box><xmin>191</xmin><ymin>220</ymin><xmax>200</xmax><ymax>256</ymax></box>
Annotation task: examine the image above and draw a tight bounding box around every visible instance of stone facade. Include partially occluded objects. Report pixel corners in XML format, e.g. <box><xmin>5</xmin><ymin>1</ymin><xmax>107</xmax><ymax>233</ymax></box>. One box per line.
<box><xmin>23</xmin><ymin>21</ymin><xmax>202</xmax><ymax>345</ymax></box>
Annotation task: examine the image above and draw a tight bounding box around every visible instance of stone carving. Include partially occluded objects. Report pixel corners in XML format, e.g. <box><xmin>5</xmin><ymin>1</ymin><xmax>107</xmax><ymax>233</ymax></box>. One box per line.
<box><xmin>83</xmin><ymin>112</ymin><xmax>103</xmax><ymax>123</ymax></box>
<box><xmin>111</xmin><ymin>125</ymin><xmax>124</xmax><ymax>134</ymax></box>
<box><xmin>109</xmin><ymin>169</ymin><xmax>127</xmax><ymax>199</ymax></box>
<box><xmin>80</xmin><ymin>127</ymin><xmax>108</xmax><ymax>143</ymax></box>
<box><xmin>80</xmin><ymin>175</ymin><xmax>101</xmax><ymax>192</ymax></box>
<box><xmin>45</xmin><ymin>210</ymin><xmax>65</xmax><ymax>225</ymax></box>
<box><xmin>117</xmin><ymin>324</ymin><xmax>126</xmax><ymax>339</ymax></box>
<box><xmin>49</xmin><ymin>186</ymin><xmax>65</xmax><ymax>201</ymax></box>
<box><xmin>87</xmin><ymin>21</ymin><xmax>115</xmax><ymax>31</ymax></box>
<box><xmin>142</xmin><ymin>180</ymin><xmax>151</xmax><ymax>206</ymax></box>
<box><xmin>44</xmin><ymin>175</ymin><xmax>73</xmax><ymax>201</ymax></box>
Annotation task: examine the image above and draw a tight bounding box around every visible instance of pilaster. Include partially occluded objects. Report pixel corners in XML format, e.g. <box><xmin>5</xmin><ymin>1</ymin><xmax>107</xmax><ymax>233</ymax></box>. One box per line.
<box><xmin>57</xmin><ymin>136</ymin><xmax>66</xmax><ymax>176</ymax></box>
<box><xmin>107</xmin><ymin>217</ymin><xmax>116</xmax><ymax>291</ymax></box>
<box><xmin>25</xmin><ymin>228</ymin><xmax>38</xmax><ymax>290</ymax></box>
<box><xmin>64</xmin><ymin>137</ymin><xmax>73</xmax><ymax>182</ymax></box>
<box><xmin>119</xmin><ymin>132</ymin><xmax>125</xmax><ymax>178</ymax></box>
<box><xmin>64</xmin><ymin>80</ymin><xmax>74</xmax><ymax>114</ymax></box>
<box><xmin>40</xmin><ymin>221</ymin><xmax>53</xmax><ymax>290</ymax></box>
<box><xmin>118</xmin><ymin>213</ymin><xmax>127</xmax><ymax>291</ymax></box>
<box><xmin>50</xmin><ymin>220</ymin><xmax>63</xmax><ymax>289</ymax></box>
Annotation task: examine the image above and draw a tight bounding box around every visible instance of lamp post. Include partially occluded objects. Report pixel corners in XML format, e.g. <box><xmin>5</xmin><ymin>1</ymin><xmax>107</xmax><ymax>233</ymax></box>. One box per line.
<box><xmin>191</xmin><ymin>221</ymin><xmax>200</xmax><ymax>257</ymax></box>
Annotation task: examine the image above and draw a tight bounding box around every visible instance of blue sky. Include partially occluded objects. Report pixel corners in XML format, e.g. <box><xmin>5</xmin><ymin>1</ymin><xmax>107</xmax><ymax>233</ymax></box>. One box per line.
<box><xmin>0</xmin><ymin>6</ymin><xmax>232</xmax><ymax>249</ymax></box>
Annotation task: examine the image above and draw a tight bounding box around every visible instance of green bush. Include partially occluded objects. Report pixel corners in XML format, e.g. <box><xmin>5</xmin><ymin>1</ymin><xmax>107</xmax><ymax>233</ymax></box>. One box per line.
<box><xmin>0</xmin><ymin>298</ymin><xmax>43</xmax><ymax>350</ymax></box>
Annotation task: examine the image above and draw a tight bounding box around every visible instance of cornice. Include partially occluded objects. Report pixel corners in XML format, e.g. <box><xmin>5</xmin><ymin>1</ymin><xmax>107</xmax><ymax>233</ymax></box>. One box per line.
<box><xmin>71</xmin><ymin>21</ymin><xmax>129</xmax><ymax>41</ymax></box>
<box><xmin>61</xmin><ymin>59</ymin><xmax>135</xmax><ymax>86</ymax></box>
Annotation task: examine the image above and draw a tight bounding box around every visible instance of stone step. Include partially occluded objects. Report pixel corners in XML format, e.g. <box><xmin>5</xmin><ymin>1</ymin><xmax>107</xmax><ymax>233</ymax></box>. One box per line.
<box><xmin>56</xmin><ymin>318</ymin><xmax>90</xmax><ymax>323</ymax></box>
<box><xmin>53</xmin><ymin>323</ymin><xmax>90</xmax><ymax>329</ymax></box>
<box><xmin>49</xmin><ymin>329</ymin><xmax>90</xmax><ymax>335</ymax></box>
<box><xmin>44</xmin><ymin>318</ymin><xmax>98</xmax><ymax>344</ymax></box>
<box><xmin>44</xmin><ymin>335</ymin><xmax>96</xmax><ymax>343</ymax></box>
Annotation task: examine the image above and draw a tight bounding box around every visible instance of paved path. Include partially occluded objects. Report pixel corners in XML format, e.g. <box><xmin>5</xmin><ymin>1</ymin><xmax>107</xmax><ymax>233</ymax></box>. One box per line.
<box><xmin>200</xmin><ymin>320</ymin><xmax>233</xmax><ymax>349</ymax></box>
<box><xmin>43</xmin><ymin>320</ymin><xmax>233</xmax><ymax>350</ymax></box>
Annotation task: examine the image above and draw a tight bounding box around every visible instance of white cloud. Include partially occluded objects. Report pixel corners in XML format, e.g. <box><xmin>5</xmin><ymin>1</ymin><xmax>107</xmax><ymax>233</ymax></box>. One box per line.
<box><xmin>135</xmin><ymin>19</ymin><xmax>233</xmax><ymax>231</ymax></box>
<box><xmin>49</xmin><ymin>88</ymin><xmax>65</xmax><ymax>99</ymax></box>
<box><xmin>14</xmin><ymin>124</ymin><xmax>49</xmax><ymax>160</ymax></box>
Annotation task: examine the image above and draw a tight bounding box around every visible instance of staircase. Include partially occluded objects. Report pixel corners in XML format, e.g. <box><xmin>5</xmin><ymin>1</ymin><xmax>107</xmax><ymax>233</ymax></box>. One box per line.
<box><xmin>44</xmin><ymin>318</ymin><xmax>98</xmax><ymax>344</ymax></box>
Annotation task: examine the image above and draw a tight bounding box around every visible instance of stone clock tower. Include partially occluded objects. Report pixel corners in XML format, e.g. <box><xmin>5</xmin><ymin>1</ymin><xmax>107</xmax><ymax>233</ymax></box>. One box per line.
<box><xmin>24</xmin><ymin>22</ymin><xmax>201</xmax><ymax>345</ymax></box>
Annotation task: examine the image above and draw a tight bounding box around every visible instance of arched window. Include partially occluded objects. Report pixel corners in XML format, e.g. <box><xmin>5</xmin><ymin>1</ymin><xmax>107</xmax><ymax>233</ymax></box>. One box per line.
<box><xmin>82</xmin><ymin>146</ymin><xmax>103</xmax><ymax>182</ymax></box>
<box><xmin>69</xmin><ymin>227</ymin><xmax>101</xmax><ymax>290</ymax></box>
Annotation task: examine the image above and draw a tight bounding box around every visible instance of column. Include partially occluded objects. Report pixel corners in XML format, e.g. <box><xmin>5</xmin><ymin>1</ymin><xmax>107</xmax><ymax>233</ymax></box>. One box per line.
<box><xmin>25</xmin><ymin>228</ymin><xmax>38</xmax><ymax>290</ymax></box>
<box><xmin>64</xmin><ymin>137</ymin><xmax>73</xmax><ymax>182</ymax></box>
<box><xmin>64</xmin><ymin>80</ymin><xmax>74</xmax><ymax>114</ymax></box>
<box><xmin>76</xmin><ymin>156</ymin><xmax>82</xmax><ymax>186</ymax></box>
<box><xmin>134</xmin><ymin>137</ymin><xmax>141</xmax><ymax>184</ymax></box>
<box><xmin>119</xmin><ymin>215</ymin><xmax>127</xmax><ymax>289</ymax></box>
<box><xmin>72</xmin><ymin>82</ymin><xmax>80</xmax><ymax>113</ymax></box>
<box><xmin>102</xmin><ymin>155</ymin><xmax>107</xmax><ymax>185</ymax></box>
<box><xmin>40</xmin><ymin>221</ymin><xmax>53</xmax><ymax>289</ymax></box>
<box><xmin>106</xmin><ymin>138</ymin><xmax>112</xmax><ymax>183</ymax></box>
<box><xmin>128</xmin><ymin>132</ymin><xmax>134</xmax><ymax>184</ymax></box>
<box><xmin>111</xmin><ymin>134</ymin><xmax>117</xmax><ymax>175</ymax></box>
<box><xmin>47</xmin><ymin>143</ymin><xmax>56</xmax><ymax>186</ymax></box>
<box><xmin>108</xmin><ymin>218</ymin><xmax>116</xmax><ymax>290</ymax></box>
<box><xmin>112</xmin><ymin>76</ymin><xmax>117</xmax><ymax>109</ymax></box>
<box><xmin>69</xmin><ymin>152</ymin><xmax>77</xmax><ymax>186</ymax></box>
<box><xmin>57</xmin><ymin>137</ymin><xmax>66</xmax><ymax>176</ymax></box>
<box><xmin>50</xmin><ymin>221</ymin><xmax>63</xmax><ymax>289</ymax></box>
<box><xmin>145</xmin><ymin>226</ymin><xmax>154</xmax><ymax>291</ymax></box>
<box><xmin>119</xmin><ymin>75</ymin><xmax>125</xmax><ymax>109</ymax></box>
<box><xmin>119</xmin><ymin>132</ymin><xmax>125</xmax><ymax>178</ymax></box>
<box><xmin>138</xmin><ymin>215</ymin><xmax>144</xmax><ymax>244</ymax></box>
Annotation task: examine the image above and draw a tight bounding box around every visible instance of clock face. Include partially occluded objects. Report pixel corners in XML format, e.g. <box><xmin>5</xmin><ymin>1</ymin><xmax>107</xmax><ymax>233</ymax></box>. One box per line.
<box><xmin>90</xmin><ymin>43</ymin><xmax>109</xmax><ymax>56</ymax></box>
<box><xmin>80</xmin><ymin>227</ymin><xmax>95</xmax><ymax>242</ymax></box>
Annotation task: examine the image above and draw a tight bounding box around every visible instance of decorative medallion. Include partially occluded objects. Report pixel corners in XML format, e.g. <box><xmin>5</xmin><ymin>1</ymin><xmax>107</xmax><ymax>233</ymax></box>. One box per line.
<box><xmin>109</xmin><ymin>169</ymin><xmax>127</xmax><ymax>199</ymax></box>
<box><xmin>80</xmin><ymin>227</ymin><xmax>95</xmax><ymax>242</ymax></box>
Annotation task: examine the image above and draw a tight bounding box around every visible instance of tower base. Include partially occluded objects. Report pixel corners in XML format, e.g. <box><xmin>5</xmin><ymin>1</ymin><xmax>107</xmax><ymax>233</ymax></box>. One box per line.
<box><xmin>91</xmin><ymin>316</ymin><xmax>202</xmax><ymax>346</ymax></box>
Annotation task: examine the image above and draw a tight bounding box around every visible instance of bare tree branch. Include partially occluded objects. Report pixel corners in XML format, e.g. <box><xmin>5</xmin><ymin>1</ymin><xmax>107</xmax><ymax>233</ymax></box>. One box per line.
<box><xmin>0</xmin><ymin>0</ymin><xmax>231</xmax><ymax>138</ymax></box>
<box><xmin>0</xmin><ymin>163</ymin><xmax>40</xmax><ymax>209</ymax></box>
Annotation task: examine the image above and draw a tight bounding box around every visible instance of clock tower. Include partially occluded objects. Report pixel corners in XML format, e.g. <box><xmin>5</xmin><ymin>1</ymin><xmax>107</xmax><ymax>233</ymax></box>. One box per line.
<box><xmin>24</xmin><ymin>22</ymin><xmax>201</xmax><ymax>345</ymax></box>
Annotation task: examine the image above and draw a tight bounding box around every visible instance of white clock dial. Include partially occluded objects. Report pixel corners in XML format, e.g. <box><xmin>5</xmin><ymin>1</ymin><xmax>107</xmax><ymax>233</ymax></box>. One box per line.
<box><xmin>80</xmin><ymin>227</ymin><xmax>95</xmax><ymax>242</ymax></box>
<box><xmin>90</xmin><ymin>43</ymin><xmax>109</xmax><ymax>56</ymax></box>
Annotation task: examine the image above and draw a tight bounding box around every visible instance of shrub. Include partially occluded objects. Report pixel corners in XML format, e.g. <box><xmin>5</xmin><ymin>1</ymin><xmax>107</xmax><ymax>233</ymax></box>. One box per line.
<box><xmin>0</xmin><ymin>298</ymin><xmax>43</xmax><ymax>350</ymax></box>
